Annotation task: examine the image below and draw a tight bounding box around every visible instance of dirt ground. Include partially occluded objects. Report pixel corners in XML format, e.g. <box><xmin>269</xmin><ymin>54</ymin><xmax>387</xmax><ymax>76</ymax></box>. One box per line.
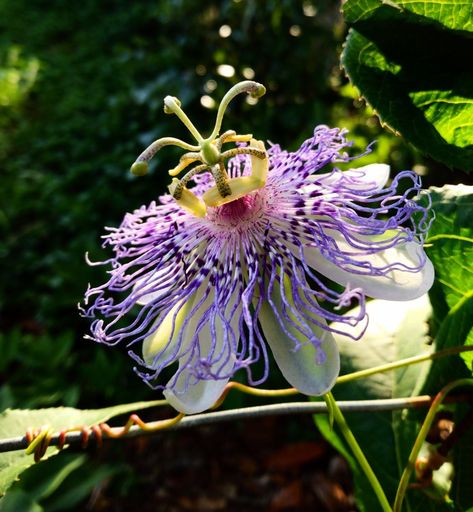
<box><xmin>87</xmin><ymin>414</ymin><xmax>356</xmax><ymax>512</ymax></box>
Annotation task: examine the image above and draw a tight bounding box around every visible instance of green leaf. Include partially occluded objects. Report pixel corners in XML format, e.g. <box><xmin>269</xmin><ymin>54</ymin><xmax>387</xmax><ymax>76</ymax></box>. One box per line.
<box><xmin>343</xmin><ymin>0</ymin><xmax>473</xmax><ymax>33</ymax></box>
<box><xmin>18</xmin><ymin>454</ymin><xmax>86</xmax><ymax>502</ymax></box>
<box><xmin>341</xmin><ymin>0</ymin><xmax>473</xmax><ymax>170</ymax></box>
<box><xmin>0</xmin><ymin>489</ymin><xmax>43</xmax><ymax>512</ymax></box>
<box><xmin>0</xmin><ymin>399</ymin><xmax>165</xmax><ymax>496</ymax></box>
<box><xmin>424</xmin><ymin>185</ymin><xmax>473</xmax><ymax>310</ymax></box>
<box><xmin>0</xmin><ymin>454</ymin><xmax>86</xmax><ymax>512</ymax></box>
<box><xmin>41</xmin><ymin>458</ymin><xmax>119</xmax><ymax>512</ymax></box>
<box><xmin>420</xmin><ymin>185</ymin><xmax>473</xmax><ymax>387</ymax></box>
<box><xmin>315</xmin><ymin>295</ymin><xmax>453</xmax><ymax>510</ymax></box>
<box><xmin>0</xmin><ymin>453</ymin><xmax>121</xmax><ymax>512</ymax></box>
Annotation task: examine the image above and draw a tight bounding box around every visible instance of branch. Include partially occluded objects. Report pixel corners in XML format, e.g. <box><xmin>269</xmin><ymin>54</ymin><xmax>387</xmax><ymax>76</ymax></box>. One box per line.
<box><xmin>0</xmin><ymin>395</ymin><xmax>453</xmax><ymax>454</ymax></box>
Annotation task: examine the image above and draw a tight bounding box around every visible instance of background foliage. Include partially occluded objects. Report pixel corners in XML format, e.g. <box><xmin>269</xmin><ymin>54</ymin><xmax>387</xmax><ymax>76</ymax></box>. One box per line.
<box><xmin>0</xmin><ymin>0</ymin><xmax>472</xmax><ymax>510</ymax></box>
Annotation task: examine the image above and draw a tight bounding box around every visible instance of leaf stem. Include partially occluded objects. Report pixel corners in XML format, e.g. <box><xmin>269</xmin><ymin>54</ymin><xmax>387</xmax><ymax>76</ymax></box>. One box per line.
<box><xmin>336</xmin><ymin>345</ymin><xmax>473</xmax><ymax>385</ymax></box>
<box><xmin>324</xmin><ymin>392</ymin><xmax>393</xmax><ymax>512</ymax></box>
<box><xmin>426</xmin><ymin>234</ymin><xmax>473</xmax><ymax>244</ymax></box>
<box><xmin>393</xmin><ymin>378</ymin><xmax>473</xmax><ymax>512</ymax></box>
<box><xmin>217</xmin><ymin>345</ymin><xmax>473</xmax><ymax>399</ymax></box>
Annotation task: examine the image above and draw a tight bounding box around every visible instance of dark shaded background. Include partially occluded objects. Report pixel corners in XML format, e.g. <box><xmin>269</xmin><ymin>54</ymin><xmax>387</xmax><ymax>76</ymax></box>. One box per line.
<box><xmin>0</xmin><ymin>1</ymin><xmax>463</xmax><ymax>509</ymax></box>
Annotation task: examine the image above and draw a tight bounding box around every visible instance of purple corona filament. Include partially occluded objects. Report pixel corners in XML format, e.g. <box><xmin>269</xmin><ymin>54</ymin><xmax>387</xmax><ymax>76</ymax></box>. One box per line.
<box><xmin>81</xmin><ymin>82</ymin><xmax>434</xmax><ymax>414</ymax></box>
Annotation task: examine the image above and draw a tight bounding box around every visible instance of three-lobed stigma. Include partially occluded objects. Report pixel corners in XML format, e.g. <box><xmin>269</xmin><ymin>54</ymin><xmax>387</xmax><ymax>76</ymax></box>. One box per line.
<box><xmin>130</xmin><ymin>81</ymin><xmax>269</xmax><ymax>217</ymax></box>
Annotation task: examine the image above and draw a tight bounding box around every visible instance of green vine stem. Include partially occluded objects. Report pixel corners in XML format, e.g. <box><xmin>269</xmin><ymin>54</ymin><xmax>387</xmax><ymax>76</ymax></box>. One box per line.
<box><xmin>393</xmin><ymin>378</ymin><xmax>473</xmax><ymax>512</ymax></box>
<box><xmin>337</xmin><ymin>345</ymin><xmax>473</xmax><ymax>385</ymax></box>
<box><xmin>324</xmin><ymin>391</ymin><xmax>393</xmax><ymax>512</ymax></box>
<box><xmin>217</xmin><ymin>345</ymin><xmax>473</xmax><ymax>400</ymax></box>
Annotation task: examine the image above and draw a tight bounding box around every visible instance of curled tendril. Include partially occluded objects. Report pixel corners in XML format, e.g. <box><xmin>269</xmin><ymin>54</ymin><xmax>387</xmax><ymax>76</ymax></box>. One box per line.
<box><xmin>24</xmin><ymin>413</ymin><xmax>185</xmax><ymax>462</ymax></box>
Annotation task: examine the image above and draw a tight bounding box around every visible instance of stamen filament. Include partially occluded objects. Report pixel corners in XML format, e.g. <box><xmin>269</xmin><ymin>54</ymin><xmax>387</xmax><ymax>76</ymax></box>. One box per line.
<box><xmin>210</xmin><ymin>163</ymin><xmax>232</xmax><ymax>197</ymax></box>
<box><xmin>220</xmin><ymin>147</ymin><xmax>267</xmax><ymax>161</ymax></box>
<box><xmin>170</xmin><ymin>163</ymin><xmax>210</xmax><ymax>199</ymax></box>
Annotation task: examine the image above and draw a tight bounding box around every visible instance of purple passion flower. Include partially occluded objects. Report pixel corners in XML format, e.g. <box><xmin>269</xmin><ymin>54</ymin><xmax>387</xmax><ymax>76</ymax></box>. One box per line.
<box><xmin>82</xmin><ymin>81</ymin><xmax>434</xmax><ymax>414</ymax></box>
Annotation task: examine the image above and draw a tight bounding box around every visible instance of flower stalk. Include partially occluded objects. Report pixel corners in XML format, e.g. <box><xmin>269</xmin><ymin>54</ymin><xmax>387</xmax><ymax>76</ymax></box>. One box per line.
<box><xmin>324</xmin><ymin>392</ymin><xmax>393</xmax><ymax>512</ymax></box>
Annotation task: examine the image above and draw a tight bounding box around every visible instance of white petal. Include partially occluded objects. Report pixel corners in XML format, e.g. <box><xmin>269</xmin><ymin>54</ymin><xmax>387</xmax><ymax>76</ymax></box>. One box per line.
<box><xmin>259</xmin><ymin>277</ymin><xmax>340</xmax><ymax>396</ymax></box>
<box><xmin>164</xmin><ymin>287</ymin><xmax>242</xmax><ymax>414</ymax></box>
<box><xmin>304</xmin><ymin>234</ymin><xmax>434</xmax><ymax>301</ymax></box>
<box><xmin>164</xmin><ymin>375</ymin><xmax>229</xmax><ymax>415</ymax></box>
<box><xmin>142</xmin><ymin>295</ymin><xmax>197</xmax><ymax>367</ymax></box>
<box><xmin>309</xmin><ymin>163</ymin><xmax>390</xmax><ymax>192</ymax></box>
<box><xmin>133</xmin><ymin>267</ymin><xmax>175</xmax><ymax>306</ymax></box>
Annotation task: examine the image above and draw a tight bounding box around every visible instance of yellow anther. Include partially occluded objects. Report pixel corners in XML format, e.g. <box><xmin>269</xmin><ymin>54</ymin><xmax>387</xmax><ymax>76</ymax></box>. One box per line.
<box><xmin>169</xmin><ymin>157</ymin><xmax>199</xmax><ymax>177</ymax></box>
<box><xmin>223</xmin><ymin>134</ymin><xmax>253</xmax><ymax>144</ymax></box>
<box><xmin>247</xmin><ymin>139</ymin><xmax>268</xmax><ymax>184</ymax></box>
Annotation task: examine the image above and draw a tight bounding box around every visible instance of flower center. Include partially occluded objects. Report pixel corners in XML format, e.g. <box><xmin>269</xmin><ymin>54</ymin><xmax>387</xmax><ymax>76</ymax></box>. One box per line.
<box><xmin>208</xmin><ymin>191</ymin><xmax>265</xmax><ymax>228</ymax></box>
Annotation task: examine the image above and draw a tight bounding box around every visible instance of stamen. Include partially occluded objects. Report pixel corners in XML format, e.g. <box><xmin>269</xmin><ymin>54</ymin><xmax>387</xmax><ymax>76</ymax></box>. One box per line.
<box><xmin>217</xmin><ymin>130</ymin><xmax>253</xmax><ymax>149</ymax></box>
<box><xmin>170</xmin><ymin>164</ymin><xmax>210</xmax><ymax>199</ymax></box>
<box><xmin>203</xmin><ymin>139</ymin><xmax>268</xmax><ymax>207</ymax></box>
<box><xmin>210</xmin><ymin>163</ymin><xmax>232</xmax><ymax>198</ymax></box>
<box><xmin>220</xmin><ymin>147</ymin><xmax>266</xmax><ymax>161</ymax></box>
<box><xmin>168</xmin><ymin>178</ymin><xmax>207</xmax><ymax>218</ymax></box>
<box><xmin>131</xmin><ymin>81</ymin><xmax>268</xmax><ymax>217</ymax></box>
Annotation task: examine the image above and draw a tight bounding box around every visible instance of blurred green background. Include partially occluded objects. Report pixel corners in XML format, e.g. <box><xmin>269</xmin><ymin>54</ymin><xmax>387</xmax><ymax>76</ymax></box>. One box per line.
<box><xmin>0</xmin><ymin>0</ymin><xmax>468</xmax><ymax>509</ymax></box>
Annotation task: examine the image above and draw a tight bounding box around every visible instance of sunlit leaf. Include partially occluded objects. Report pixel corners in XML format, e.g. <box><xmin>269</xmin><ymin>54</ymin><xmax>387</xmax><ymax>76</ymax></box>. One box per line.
<box><xmin>0</xmin><ymin>399</ymin><xmax>164</xmax><ymax>495</ymax></box>
<box><xmin>420</xmin><ymin>185</ymin><xmax>473</xmax><ymax>388</ymax></box>
<box><xmin>342</xmin><ymin>0</ymin><xmax>473</xmax><ymax>170</ymax></box>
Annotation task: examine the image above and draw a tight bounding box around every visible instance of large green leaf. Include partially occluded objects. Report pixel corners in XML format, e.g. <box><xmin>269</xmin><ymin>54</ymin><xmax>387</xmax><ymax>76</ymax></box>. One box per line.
<box><xmin>315</xmin><ymin>295</ymin><xmax>453</xmax><ymax>511</ymax></box>
<box><xmin>420</xmin><ymin>185</ymin><xmax>473</xmax><ymax>388</ymax></box>
<box><xmin>0</xmin><ymin>399</ymin><xmax>164</xmax><ymax>496</ymax></box>
<box><xmin>424</xmin><ymin>185</ymin><xmax>473</xmax><ymax>310</ymax></box>
<box><xmin>341</xmin><ymin>0</ymin><xmax>473</xmax><ymax>170</ymax></box>
<box><xmin>0</xmin><ymin>453</ymin><xmax>120</xmax><ymax>512</ymax></box>
<box><xmin>0</xmin><ymin>454</ymin><xmax>86</xmax><ymax>512</ymax></box>
<box><xmin>343</xmin><ymin>0</ymin><xmax>473</xmax><ymax>33</ymax></box>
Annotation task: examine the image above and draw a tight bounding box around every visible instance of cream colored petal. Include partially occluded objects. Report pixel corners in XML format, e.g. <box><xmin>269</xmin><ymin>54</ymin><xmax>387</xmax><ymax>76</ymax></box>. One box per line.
<box><xmin>304</xmin><ymin>233</ymin><xmax>434</xmax><ymax>301</ymax></box>
<box><xmin>164</xmin><ymin>374</ymin><xmax>230</xmax><ymax>415</ymax></box>
<box><xmin>133</xmin><ymin>267</ymin><xmax>174</xmax><ymax>306</ymax></box>
<box><xmin>164</xmin><ymin>287</ymin><xmax>242</xmax><ymax>414</ymax></box>
<box><xmin>309</xmin><ymin>163</ymin><xmax>390</xmax><ymax>192</ymax></box>
<box><xmin>142</xmin><ymin>295</ymin><xmax>197</xmax><ymax>367</ymax></box>
<box><xmin>259</xmin><ymin>277</ymin><xmax>340</xmax><ymax>396</ymax></box>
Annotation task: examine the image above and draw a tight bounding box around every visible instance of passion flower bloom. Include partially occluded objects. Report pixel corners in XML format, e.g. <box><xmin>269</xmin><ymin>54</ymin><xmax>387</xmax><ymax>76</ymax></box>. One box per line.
<box><xmin>82</xmin><ymin>81</ymin><xmax>434</xmax><ymax>414</ymax></box>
